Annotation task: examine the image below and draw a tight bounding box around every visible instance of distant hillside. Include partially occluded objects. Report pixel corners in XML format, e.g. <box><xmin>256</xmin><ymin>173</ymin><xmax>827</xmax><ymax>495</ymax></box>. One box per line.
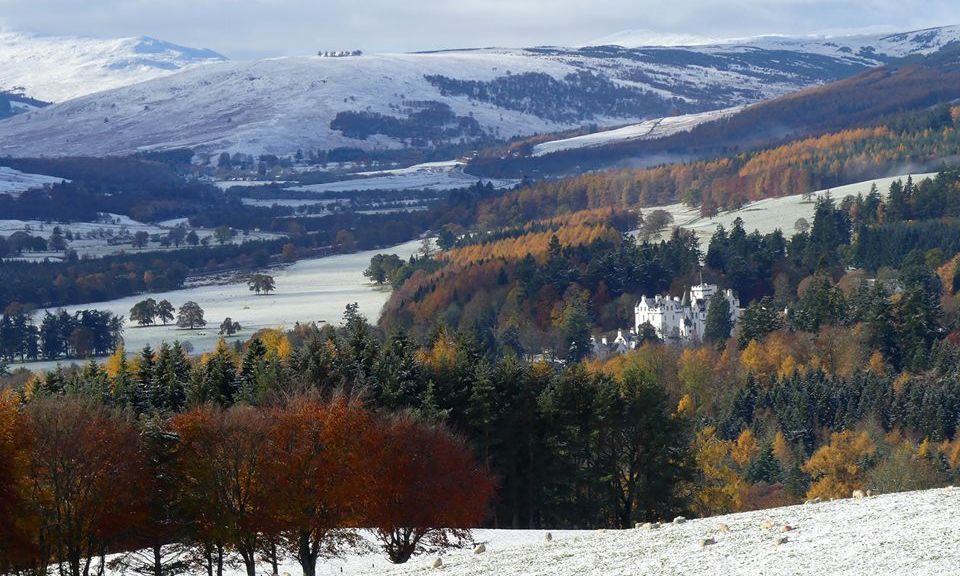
<box><xmin>1</xmin><ymin>26</ymin><xmax>958</xmax><ymax>158</ymax></box>
<box><xmin>470</xmin><ymin>44</ymin><xmax>960</xmax><ymax>177</ymax></box>
<box><xmin>0</xmin><ymin>31</ymin><xmax>225</xmax><ymax>102</ymax></box>
<box><xmin>0</xmin><ymin>90</ymin><xmax>49</xmax><ymax>119</ymax></box>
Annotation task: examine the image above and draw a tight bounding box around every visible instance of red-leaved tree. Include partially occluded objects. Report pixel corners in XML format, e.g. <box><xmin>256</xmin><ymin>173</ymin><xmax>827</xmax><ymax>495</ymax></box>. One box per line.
<box><xmin>268</xmin><ymin>395</ymin><xmax>374</xmax><ymax>576</ymax></box>
<box><xmin>368</xmin><ymin>414</ymin><xmax>495</xmax><ymax>563</ymax></box>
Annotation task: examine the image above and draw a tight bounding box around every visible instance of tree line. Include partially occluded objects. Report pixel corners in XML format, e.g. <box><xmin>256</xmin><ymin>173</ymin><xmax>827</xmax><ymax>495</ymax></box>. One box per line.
<box><xmin>0</xmin><ymin>306</ymin><xmax>122</xmax><ymax>362</ymax></box>
<box><xmin>0</xmin><ymin>392</ymin><xmax>491</xmax><ymax>576</ymax></box>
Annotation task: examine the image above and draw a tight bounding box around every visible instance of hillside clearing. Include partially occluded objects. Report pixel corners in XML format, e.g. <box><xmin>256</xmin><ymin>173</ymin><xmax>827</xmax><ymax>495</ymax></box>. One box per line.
<box><xmin>645</xmin><ymin>172</ymin><xmax>938</xmax><ymax>243</ymax></box>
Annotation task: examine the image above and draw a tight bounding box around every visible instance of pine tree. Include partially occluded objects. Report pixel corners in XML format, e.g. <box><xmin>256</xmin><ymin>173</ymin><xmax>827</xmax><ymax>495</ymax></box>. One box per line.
<box><xmin>236</xmin><ymin>338</ymin><xmax>267</xmax><ymax>405</ymax></box>
<box><xmin>137</xmin><ymin>345</ymin><xmax>156</xmax><ymax>414</ymax></box>
<box><xmin>703</xmin><ymin>292</ymin><xmax>732</xmax><ymax>345</ymax></box>
<box><xmin>373</xmin><ymin>329</ymin><xmax>422</xmax><ymax>410</ymax></box>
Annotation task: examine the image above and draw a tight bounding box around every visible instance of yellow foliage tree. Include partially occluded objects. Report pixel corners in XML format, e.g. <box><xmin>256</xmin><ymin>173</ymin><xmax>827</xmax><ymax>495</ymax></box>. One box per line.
<box><xmin>675</xmin><ymin>393</ymin><xmax>695</xmax><ymax>419</ymax></box>
<box><xmin>731</xmin><ymin>429</ymin><xmax>759</xmax><ymax>467</ymax></box>
<box><xmin>866</xmin><ymin>351</ymin><xmax>887</xmax><ymax>376</ymax></box>
<box><xmin>772</xmin><ymin>431</ymin><xmax>795</xmax><ymax>470</ymax></box>
<box><xmin>677</xmin><ymin>348</ymin><xmax>713</xmax><ymax>411</ymax></box>
<box><xmin>256</xmin><ymin>328</ymin><xmax>293</xmax><ymax>360</ymax></box>
<box><xmin>802</xmin><ymin>430</ymin><xmax>876</xmax><ymax>500</ymax></box>
<box><xmin>103</xmin><ymin>344</ymin><xmax>127</xmax><ymax>378</ymax></box>
<box><xmin>691</xmin><ymin>426</ymin><xmax>743</xmax><ymax>516</ymax></box>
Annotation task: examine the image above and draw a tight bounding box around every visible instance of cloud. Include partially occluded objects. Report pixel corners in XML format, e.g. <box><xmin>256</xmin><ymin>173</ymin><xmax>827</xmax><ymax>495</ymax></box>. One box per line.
<box><xmin>0</xmin><ymin>0</ymin><xmax>956</xmax><ymax>58</ymax></box>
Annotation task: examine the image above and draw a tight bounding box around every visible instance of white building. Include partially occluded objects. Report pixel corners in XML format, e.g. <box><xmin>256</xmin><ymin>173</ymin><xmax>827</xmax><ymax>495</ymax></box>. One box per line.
<box><xmin>634</xmin><ymin>283</ymin><xmax>742</xmax><ymax>342</ymax></box>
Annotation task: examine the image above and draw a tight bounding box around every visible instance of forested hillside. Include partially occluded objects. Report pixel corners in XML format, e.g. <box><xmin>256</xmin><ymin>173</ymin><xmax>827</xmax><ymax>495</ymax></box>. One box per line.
<box><xmin>471</xmin><ymin>104</ymin><xmax>960</xmax><ymax>225</ymax></box>
<box><xmin>471</xmin><ymin>46</ymin><xmax>960</xmax><ymax>177</ymax></box>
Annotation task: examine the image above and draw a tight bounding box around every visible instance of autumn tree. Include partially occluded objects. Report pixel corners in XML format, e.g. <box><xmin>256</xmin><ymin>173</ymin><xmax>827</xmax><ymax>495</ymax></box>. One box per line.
<box><xmin>368</xmin><ymin>414</ymin><xmax>494</xmax><ymax>563</ymax></box>
<box><xmin>268</xmin><ymin>396</ymin><xmax>373</xmax><ymax>576</ymax></box>
<box><xmin>802</xmin><ymin>430</ymin><xmax>876</xmax><ymax>500</ymax></box>
<box><xmin>21</xmin><ymin>396</ymin><xmax>146</xmax><ymax>576</ymax></box>
<box><xmin>172</xmin><ymin>405</ymin><xmax>275</xmax><ymax>576</ymax></box>
<box><xmin>0</xmin><ymin>390</ymin><xmax>31</xmax><ymax>574</ymax></box>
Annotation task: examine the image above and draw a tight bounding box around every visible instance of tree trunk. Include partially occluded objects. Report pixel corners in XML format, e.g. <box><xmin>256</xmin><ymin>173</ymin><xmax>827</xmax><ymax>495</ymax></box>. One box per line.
<box><xmin>268</xmin><ymin>540</ymin><xmax>279</xmax><ymax>575</ymax></box>
<box><xmin>68</xmin><ymin>555</ymin><xmax>81</xmax><ymax>576</ymax></box>
<box><xmin>239</xmin><ymin>549</ymin><xmax>257</xmax><ymax>576</ymax></box>
<box><xmin>153</xmin><ymin>544</ymin><xmax>163</xmax><ymax>576</ymax></box>
<box><xmin>297</xmin><ymin>532</ymin><xmax>318</xmax><ymax>576</ymax></box>
<box><xmin>216</xmin><ymin>544</ymin><xmax>224</xmax><ymax>576</ymax></box>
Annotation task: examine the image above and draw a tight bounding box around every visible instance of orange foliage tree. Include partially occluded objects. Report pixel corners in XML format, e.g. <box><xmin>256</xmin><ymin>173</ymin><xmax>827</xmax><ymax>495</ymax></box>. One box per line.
<box><xmin>267</xmin><ymin>396</ymin><xmax>374</xmax><ymax>576</ymax></box>
<box><xmin>20</xmin><ymin>396</ymin><xmax>146</xmax><ymax>576</ymax></box>
<box><xmin>0</xmin><ymin>390</ymin><xmax>32</xmax><ymax>574</ymax></box>
<box><xmin>172</xmin><ymin>405</ymin><xmax>275</xmax><ymax>576</ymax></box>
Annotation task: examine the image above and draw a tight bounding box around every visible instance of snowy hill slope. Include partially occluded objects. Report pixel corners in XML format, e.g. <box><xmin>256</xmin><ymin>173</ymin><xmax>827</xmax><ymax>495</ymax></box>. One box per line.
<box><xmin>530</xmin><ymin>106</ymin><xmax>743</xmax><ymax>156</ymax></box>
<box><xmin>595</xmin><ymin>25</ymin><xmax>960</xmax><ymax>58</ymax></box>
<box><xmin>2</xmin><ymin>25</ymin><xmax>958</xmax><ymax>158</ymax></box>
<box><xmin>367</xmin><ymin>487</ymin><xmax>960</xmax><ymax>576</ymax></box>
<box><xmin>0</xmin><ymin>31</ymin><xmax>225</xmax><ymax>102</ymax></box>
<box><xmin>0</xmin><ymin>166</ymin><xmax>68</xmax><ymax>196</ymax></box>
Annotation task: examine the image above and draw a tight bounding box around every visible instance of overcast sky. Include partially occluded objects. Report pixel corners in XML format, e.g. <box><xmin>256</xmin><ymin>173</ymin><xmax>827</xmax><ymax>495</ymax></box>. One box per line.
<box><xmin>0</xmin><ymin>0</ymin><xmax>957</xmax><ymax>59</ymax></box>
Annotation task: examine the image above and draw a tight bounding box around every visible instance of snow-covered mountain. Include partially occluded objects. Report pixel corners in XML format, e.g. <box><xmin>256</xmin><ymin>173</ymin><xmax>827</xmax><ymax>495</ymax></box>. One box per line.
<box><xmin>0</xmin><ymin>31</ymin><xmax>226</xmax><ymax>102</ymax></box>
<box><xmin>0</xmin><ymin>25</ymin><xmax>958</xmax><ymax>159</ymax></box>
<box><xmin>591</xmin><ymin>25</ymin><xmax>960</xmax><ymax>57</ymax></box>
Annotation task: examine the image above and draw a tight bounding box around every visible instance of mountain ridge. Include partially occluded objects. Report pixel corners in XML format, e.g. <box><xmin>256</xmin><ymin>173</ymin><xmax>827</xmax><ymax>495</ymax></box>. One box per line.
<box><xmin>1</xmin><ymin>25</ymin><xmax>958</xmax><ymax>159</ymax></box>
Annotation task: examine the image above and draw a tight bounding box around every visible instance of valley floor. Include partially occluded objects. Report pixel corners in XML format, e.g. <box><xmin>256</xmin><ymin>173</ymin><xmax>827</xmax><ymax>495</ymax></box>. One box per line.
<box><xmin>11</xmin><ymin>239</ymin><xmax>422</xmax><ymax>371</ymax></box>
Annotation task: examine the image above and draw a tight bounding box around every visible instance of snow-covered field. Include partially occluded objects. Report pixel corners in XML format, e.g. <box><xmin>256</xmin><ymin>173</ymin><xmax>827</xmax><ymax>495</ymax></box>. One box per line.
<box><xmin>647</xmin><ymin>173</ymin><xmax>937</xmax><ymax>243</ymax></box>
<box><xmin>531</xmin><ymin>107</ymin><xmax>742</xmax><ymax>157</ymax></box>
<box><xmin>92</xmin><ymin>486</ymin><xmax>960</xmax><ymax>576</ymax></box>
<box><xmin>363</xmin><ymin>487</ymin><xmax>960</xmax><ymax>576</ymax></box>
<box><xmin>288</xmin><ymin>165</ymin><xmax>518</xmax><ymax>193</ymax></box>
<box><xmin>0</xmin><ymin>214</ymin><xmax>281</xmax><ymax>259</ymax></box>
<box><xmin>13</xmin><ymin>239</ymin><xmax>422</xmax><ymax>371</ymax></box>
<box><xmin>0</xmin><ymin>166</ymin><xmax>68</xmax><ymax>196</ymax></box>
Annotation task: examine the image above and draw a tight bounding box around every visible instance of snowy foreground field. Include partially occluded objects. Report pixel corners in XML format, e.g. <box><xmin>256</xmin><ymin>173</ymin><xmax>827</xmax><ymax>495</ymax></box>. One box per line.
<box><xmin>99</xmin><ymin>487</ymin><xmax>960</xmax><ymax>576</ymax></box>
<box><xmin>14</xmin><ymin>239</ymin><xmax>422</xmax><ymax>371</ymax></box>
<box><xmin>649</xmin><ymin>173</ymin><xmax>937</xmax><ymax>243</ymax></box>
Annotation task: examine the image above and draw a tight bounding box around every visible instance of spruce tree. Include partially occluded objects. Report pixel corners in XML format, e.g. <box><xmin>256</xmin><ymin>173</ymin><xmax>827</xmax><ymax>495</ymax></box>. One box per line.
<box><xmin>703</xmin><ymin>292</ymin><xmax>732</xmax><ymax>345</ymax></box>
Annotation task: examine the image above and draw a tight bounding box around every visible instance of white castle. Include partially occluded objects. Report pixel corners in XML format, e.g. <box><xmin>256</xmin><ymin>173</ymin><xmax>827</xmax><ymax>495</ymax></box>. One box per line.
<box><xmin>634</xmin><ymin>283</ymin><xmax>742</xmax><ymax>342</ymax></box>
